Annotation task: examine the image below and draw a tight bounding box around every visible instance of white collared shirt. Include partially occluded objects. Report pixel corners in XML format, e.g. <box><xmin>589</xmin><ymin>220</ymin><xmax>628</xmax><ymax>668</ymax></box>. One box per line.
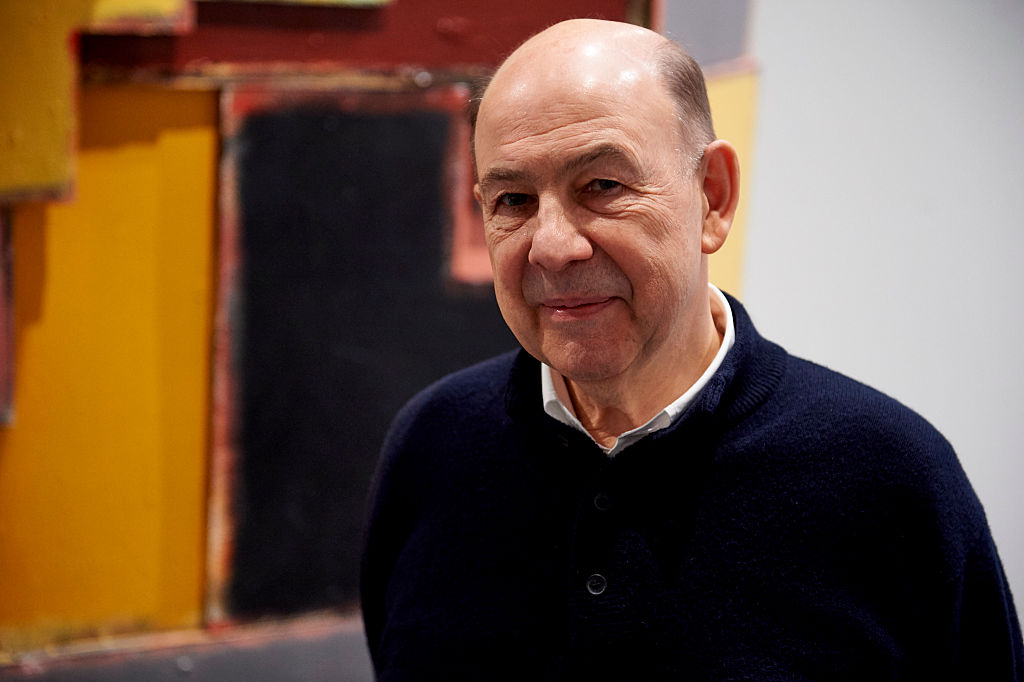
<box><xmin>541</xmin><ymin>284</ymin><xmax>735</xmax><ymax>457</ymax></box>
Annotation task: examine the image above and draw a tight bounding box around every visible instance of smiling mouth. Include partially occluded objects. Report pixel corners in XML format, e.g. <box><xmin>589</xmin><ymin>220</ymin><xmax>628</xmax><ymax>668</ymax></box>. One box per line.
<box><xmin>541</xmin><ymin>297</ymin><xmax>615</xmax><ymax>319</ymax></box>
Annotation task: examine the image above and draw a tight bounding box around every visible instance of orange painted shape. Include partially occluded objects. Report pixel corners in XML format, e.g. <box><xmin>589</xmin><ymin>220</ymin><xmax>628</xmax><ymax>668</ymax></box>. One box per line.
<box><xmin>0</xmin><ymin>84</ymin><xmax>216</xmax><ymax>654</ymax></box>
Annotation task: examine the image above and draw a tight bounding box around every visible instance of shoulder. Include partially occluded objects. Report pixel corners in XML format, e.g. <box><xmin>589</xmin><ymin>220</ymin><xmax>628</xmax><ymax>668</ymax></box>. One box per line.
<box><xmin>710</xmin><ymin>297</ymin><xmax>963</xmax><ymax>497</ymax></box>
<box><xmin>779</xmin><ymin>353</ymin><xmax>951</xmax><ymax>448</ymax></box>
<box><xmin>377</xmin><ymin>350</ymin><xmax>523</xmax><ymax>471</ymax></box>
<box><xmin>367</xmin><ymin>350</ymin><xmax>522</xmax><ymax>523</ymax></box>
<box><xmin>732</xmin><ymin>351</ymin><xmax>974</xmax><ymax>501</ymax></box>
<box><xmin>723</xmin><ymin>350</ymin><xmax>996</xmax><ymax>560</ymax></box>
<box><xmin>755</xmin><ymin>354</ymin><xmax>986</xmax><ymax>523</ymax></box>
<box><xmin>389</xmin><ymin>350</ymin><xmax>519</xmax><ymax>430</ymax></box>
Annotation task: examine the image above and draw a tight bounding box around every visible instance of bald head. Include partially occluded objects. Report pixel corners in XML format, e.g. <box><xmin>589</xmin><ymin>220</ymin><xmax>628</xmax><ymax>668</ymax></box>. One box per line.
<box><xmin>470</xmin><ymin>19</ymin><xmax>715</xmax><ymax>169</ymax></box>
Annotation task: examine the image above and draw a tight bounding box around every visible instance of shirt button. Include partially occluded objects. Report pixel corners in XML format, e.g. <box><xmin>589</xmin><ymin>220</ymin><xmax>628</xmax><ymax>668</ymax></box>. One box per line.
<box><xmin>593</xmin><ymin>492</ymin><xmax>610</xmax><ymax>511</ymax></box>
<box><xmin>586</xmin><ymin>573</ymin><xmax>607</xmax><ymax>595</ymax></box>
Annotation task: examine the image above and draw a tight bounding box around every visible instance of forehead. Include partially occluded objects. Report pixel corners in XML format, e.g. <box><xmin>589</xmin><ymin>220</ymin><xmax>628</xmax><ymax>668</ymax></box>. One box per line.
<box><xmin>475</xmin><ymin>63</ymin><xmax>680</xmax><ymax>175</ymax></box>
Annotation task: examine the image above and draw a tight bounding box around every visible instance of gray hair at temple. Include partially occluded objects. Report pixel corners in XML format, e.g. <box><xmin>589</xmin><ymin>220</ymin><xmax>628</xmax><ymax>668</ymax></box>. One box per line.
<box><xmin>467</xmin><ymin>33</ymin><xmax>717</xmax><ymax>172</ymax></box>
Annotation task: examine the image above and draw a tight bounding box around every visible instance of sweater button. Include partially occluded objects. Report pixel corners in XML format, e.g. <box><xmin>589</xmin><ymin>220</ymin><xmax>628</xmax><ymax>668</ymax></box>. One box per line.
<box><xmin>586</xmin><ymin>573</ymin><xmax>607</xmax><ymax>595</ymax></box>
<box><xmin>593</xmin><ymin>492</ymin><xmax>610</xmax><ymax>511</ymax></box>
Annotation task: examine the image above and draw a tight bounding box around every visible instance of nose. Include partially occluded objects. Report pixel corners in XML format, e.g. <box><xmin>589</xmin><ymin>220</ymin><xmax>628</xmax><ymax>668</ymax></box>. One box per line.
<box><xmin>527</xmin><ymin>197</ymin><xmax>593</xmax><ymax>271</ymax></box>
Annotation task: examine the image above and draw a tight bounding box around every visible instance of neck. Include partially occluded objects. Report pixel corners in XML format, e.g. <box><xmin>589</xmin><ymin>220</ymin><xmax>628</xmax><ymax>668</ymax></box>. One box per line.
<box><xmin>563</xmin><ymin>287</ymin><xmax>726</xmax><ymax>447</ymax></box>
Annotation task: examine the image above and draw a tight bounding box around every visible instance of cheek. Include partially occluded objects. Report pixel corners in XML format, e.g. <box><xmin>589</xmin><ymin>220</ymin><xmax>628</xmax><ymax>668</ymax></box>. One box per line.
<box><xmin>595</xmin><ymin>216</ymin><xmax>699</xmax><ymax>300</ymax></box>
<box><xmin>486</xmin><ymin>231</ymin><xmax>529</xmax><ymax>300</ymax></box>
<box><xmin>591</xmin><ymin>211</ymin><xmax>675</xmax><ymax>269</ymax></box>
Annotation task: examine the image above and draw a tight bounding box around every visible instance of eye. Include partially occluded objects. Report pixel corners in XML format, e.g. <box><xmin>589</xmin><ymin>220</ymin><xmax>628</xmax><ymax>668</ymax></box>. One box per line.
<box><xmin>583</xmin><ymin>178</ymin><xmax>622</xmax><ymax>194</ymax></box>
<box><xmin>498</xmin><ymin>192</ymin><xmax>531</xmax><ymax>208</ymax></box>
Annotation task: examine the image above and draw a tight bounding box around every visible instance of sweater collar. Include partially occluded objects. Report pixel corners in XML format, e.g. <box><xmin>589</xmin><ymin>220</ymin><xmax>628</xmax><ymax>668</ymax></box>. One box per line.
<box><xmin>540</xmin><ymin>285</ymin><xmax>736</xmax><ymax>456</ymax></box>
<box><xmin>504</xmin><ymin>292</ymin><xmax>786</xmax><ymax>435</ymax></box>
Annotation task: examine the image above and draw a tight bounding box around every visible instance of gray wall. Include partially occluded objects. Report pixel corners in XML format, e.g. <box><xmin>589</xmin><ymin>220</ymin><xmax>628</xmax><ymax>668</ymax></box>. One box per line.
<box><xmin>740</xmin><ymin>0</ymin><xmax>1024</xmax><ymax>601</ymax></box>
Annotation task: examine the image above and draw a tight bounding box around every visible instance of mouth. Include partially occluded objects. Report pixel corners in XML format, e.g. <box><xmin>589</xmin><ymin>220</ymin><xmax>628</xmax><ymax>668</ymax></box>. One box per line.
<box><xmin>540</xmin><ymin>296</ymin><xmax>615</xmax><ymax>320</ymax></box>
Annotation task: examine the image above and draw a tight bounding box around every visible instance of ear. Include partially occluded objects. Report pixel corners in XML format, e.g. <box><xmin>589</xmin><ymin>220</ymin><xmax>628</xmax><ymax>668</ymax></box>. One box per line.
<box><xmin>699</xmin><ymin>140</ymin><xmax>740</xmax><ymax>255</ymax></box>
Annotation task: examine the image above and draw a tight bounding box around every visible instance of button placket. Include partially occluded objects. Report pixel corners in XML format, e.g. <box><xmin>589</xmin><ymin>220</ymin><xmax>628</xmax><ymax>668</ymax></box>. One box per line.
<box><xmin>580</xmin><ymin>471</ymin><xmax>613</xmax><ymax>600</ymax></box>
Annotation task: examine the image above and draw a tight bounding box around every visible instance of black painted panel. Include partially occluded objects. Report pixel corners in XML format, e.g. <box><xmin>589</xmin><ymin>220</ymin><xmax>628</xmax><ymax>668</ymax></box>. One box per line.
<box><xmin>229</xmin><ymin>105</ymin><xmax>514</xmax><ymax>617</ymax></box>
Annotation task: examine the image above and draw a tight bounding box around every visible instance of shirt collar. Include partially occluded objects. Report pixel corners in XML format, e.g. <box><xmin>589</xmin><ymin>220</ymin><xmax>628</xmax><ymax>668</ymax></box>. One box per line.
<box><xmin>541</xmin><ymin>284</ymin><xmax>736</xmax><ymax>457</ymax></box>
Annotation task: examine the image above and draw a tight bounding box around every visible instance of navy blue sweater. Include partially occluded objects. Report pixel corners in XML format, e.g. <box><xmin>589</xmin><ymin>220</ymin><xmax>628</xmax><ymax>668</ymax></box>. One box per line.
<box><xmin>362</xmin><ymin>296</ymin><xmax>1022</xmax><ymax>680</ymax></box>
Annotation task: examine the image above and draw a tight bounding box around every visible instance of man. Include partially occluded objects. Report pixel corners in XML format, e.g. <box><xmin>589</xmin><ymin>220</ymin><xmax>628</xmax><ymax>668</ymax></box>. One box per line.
<box><xmin>361</xmin><ymin>18</ymin><xmax>1023</xmax><ymax>680</ymax></box>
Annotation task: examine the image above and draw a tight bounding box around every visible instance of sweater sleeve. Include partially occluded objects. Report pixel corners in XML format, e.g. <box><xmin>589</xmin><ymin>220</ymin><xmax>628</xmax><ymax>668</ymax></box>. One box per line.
<box><xmin>951</xmin><ymin>526</ymin><xmax>1024</xmax><ymax>678</ymax></box>
<box><xmin>360</xmin><ymin>395</ymin><xmax>421</xmax><ymax>668</ymax></box>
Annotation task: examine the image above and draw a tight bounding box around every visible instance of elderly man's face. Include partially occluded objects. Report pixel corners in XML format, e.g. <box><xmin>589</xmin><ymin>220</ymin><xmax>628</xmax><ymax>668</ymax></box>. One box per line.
<box><xmin>474</xmin><ymin>28</ymin><xmax>710</xmax><ymax>385</ymax></box>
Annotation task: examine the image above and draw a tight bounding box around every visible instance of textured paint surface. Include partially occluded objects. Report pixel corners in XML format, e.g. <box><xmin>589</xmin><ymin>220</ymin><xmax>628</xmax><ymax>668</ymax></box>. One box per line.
<box><xmin>705</xmin><ymin>68</ymin><xmax>758</xmax><ymax>297</ymax></box>
<box><xmin>240</xmin><ymin>0</ymin><xmax>390</xmax><ymax>5</ymax></box>
<box><xmin>90</xmin><ymin>0</ymin><xmax>186</xmax><ymax>19</ymax></box>
<box><xmin>0</xmin><ymin>3</ymin><xmax>80</xmax><ymax>199</ymax></box>
<box><xmin>0</xmin><ymin>214</ymin><xmax>11</xmax><ymax>423</ymax></box>
<box><xmin>0</xmin><ymin>615</ymin><xmax>371</xmax><ymax>681</ymax></box>
<box><xmin>0</xmin><ymin>0</ymin><xmax>189</xmax><ymax>200</ymax></box>
<box><xmin>80</xmin><ymin>0</ymin><xmax>634</xmax><ymax>72</ymax></box>
<box><xmin>0</xmin><ymin>85</ymin><xmax>216</xmax><ymax>655</ymax></box>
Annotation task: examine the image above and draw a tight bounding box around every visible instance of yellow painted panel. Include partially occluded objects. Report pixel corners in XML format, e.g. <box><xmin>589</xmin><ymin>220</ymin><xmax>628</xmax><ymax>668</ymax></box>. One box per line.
<box><xmin>89</xmin><ymin>0</ymin><xmax>187</xmax><ymax>23</ymax></box>
<box><xmin>0</xmin><ymin>84</ymin><xmax>216</xmax><ymax>654</ymax></box>
<box><xmin>0</xmin><ymin>2</ymin><xmax>82</xmax><ymax>198</ymax></box>
<box><xmin>0</xmin><ymin>0</ymin><xmax>189</xmax><ymax>199</ymax></box>
<box><xmin>706</xmin><ymin>69</ymin><xmax>758</xmax><ymax>298</ymax></box>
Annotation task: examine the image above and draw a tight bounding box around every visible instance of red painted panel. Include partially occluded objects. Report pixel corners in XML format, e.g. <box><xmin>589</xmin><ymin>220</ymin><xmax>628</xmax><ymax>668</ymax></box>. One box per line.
<box><xmin>80</xmin><ymin>0</ymin><xmax>635</xmax><ymax>72</ymax></box>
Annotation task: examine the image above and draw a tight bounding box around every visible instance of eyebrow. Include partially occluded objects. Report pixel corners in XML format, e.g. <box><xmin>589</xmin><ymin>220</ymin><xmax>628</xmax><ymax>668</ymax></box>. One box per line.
<box><xmin>560</xmin><ymin>144</ymin><xmax>642</xmax><ymax>178</ymax></box>
<box><xmin>477</xmin><ymin>144</ymin><xmax>644</xmax><ymax>196</ymax></box>
<box><xmin>477</xmin><ymin>166</ymin><xmax>537</xmax><ymax>195</ymax></box>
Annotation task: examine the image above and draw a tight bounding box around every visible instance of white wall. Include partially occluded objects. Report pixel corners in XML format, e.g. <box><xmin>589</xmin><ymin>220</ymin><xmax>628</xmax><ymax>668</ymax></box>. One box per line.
<box><xmin>745</xmin><ymin>0</ymin><xmax>1024</xmax><ymax>602</ymax></box>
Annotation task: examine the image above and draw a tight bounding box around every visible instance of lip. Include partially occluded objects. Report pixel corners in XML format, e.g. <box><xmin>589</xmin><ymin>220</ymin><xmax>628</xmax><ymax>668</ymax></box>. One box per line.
<box><xmin>540</xmin><ymin>296</ymin><xmax>615</xmax><ymax>321</ymax></box>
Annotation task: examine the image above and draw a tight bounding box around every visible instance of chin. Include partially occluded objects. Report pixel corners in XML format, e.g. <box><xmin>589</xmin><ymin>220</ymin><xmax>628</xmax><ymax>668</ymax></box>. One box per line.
<box><xmin>543</xmin><ymin>344</ymin><xmax>634</xmax><ymax>385</ymax></box>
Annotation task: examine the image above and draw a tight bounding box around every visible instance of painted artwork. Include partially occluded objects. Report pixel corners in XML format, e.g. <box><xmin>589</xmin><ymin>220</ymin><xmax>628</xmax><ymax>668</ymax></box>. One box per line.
<box><xmin>210</xmin><ymin>84</ymin><xmax>513</xmax><ymax>620</ymax></box>
<box><xmin>0</xmin><ymin>0</ymin><xmax>191</xmax><ymax>201</ymax></box>
<box><xmin>0</xmin><ymin>210</ymin><xmax>10</xmax><ymax>424</ymax></box>
<box><xmin>212</xmin><ymin>0</ymin><xmax>391</xmax><ymax>5</ymax></box>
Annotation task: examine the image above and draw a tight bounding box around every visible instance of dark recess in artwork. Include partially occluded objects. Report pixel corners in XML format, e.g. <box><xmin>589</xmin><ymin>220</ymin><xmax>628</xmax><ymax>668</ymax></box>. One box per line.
<box><xmin>229</xmin><ymin>105</ymin><xmax>515</xmax><ymax>617</ymax></box>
